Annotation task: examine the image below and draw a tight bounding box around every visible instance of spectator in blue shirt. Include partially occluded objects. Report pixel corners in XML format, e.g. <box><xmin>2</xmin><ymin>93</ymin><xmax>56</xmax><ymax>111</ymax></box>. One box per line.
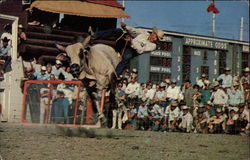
<box><xmin>33</xmin><ymin>66</ymin><xmax>49</xmax><ymax>80</ymax></box>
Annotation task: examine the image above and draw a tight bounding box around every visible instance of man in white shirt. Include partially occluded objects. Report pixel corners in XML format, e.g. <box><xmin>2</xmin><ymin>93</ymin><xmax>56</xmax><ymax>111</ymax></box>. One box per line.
<box><xmin>217</xmin><ymin>67</ymin><xmax>233</xmax><ymax>88</ymax></box>
<box><xmin>179</xmin><ymin>106</ymin><xmax>193</xmax><ymax>133</ymax></box>
<box><xmin>125</xmin><ymin>78</ymin><xmax>140</xmax><ymax>108</ymax></box>
<box><xmin>166</xmin><ymin>79</ymin><xmax>183</xmax><ymax>102</ymax></box>
<box><xmin>197</xmin><ymin>74</ymin><xmax>207</xmax><ymax>89</ymax></box>
<box><xmin>211</xmin><ymin>81</ymin><xmax>228</xmax><ymax>108</ymax></box>
<box><xmin>164</xmin><ymin>100</ymin><xmax>180</xmax><ymax>131</ymax></box>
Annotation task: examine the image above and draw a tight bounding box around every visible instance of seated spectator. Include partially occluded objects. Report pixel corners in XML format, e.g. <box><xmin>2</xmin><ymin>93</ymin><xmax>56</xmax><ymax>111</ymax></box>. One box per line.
<box><xmin>207</xmin><ymin>108</ymin><xmax>225</xmax><ymax>134</ymax></box>
<box><xmin>147</xmin><ymin>100</ymin><xmax>164</xmax><ymax>131</ymax></box>
<box><xmin>137</xmin><ymin>99</ymin><xmax>149</xmax><ymax>130</ymax></box>
<box><xmin>238</xmin><ymin>104</ymin><xmax>249</xmax><ymax>135</ymax></box>
<box><xmin>204</xmin><ymin>101</ymin><xmax>215</xmax><ymax>119</ymax></box>
<box><xmin>194</xmin><ymin>108</ymin><xmax>208</xmax><ymax>133</ymax></box>
<box><xmin>225</xmin><ymin>108</ymin><xmax>240</xmax><ymax>134</ymax></box>
<box><xmin>165</xmin><ymin>100</ymin><xmax>180</xmax><ymax>132</ymax></box>
<box><xmin>179</xmin><ymin>106</ymin><xmax>193</xmax><ymax>133</ymax></box>
<box><xmin>123</xmin><ymin>102</ymin><xmax>137</xmax><ymax>130</ymax></box>
<box><xmin>33</xmin><ymin>66</ymin><xmax>49</xmax><ymax>80</ymax></box>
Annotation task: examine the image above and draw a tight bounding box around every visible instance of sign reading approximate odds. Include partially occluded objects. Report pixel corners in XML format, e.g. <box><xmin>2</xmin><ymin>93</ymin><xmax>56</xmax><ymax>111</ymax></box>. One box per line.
<box><xmin>150</xmin><ymin>66</ymin><xmax>171</xmax><ymax>73</ymax></box>
<box><xmin>184</xmin><ymin>37</ymin><xmax>228</xmax><ymax>50</ymax></box>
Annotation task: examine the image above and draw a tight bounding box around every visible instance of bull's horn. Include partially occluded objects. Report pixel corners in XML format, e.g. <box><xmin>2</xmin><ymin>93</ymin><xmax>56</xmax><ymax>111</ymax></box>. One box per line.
<box><xmin>55</xmin><ymin>44</ymin><xmax>66</xmax><ymax>52</ymax></box>
<box><xmin>82</xmin><ymin>36</ymin><xmax>91</xmax><ymax>48</ymax></box>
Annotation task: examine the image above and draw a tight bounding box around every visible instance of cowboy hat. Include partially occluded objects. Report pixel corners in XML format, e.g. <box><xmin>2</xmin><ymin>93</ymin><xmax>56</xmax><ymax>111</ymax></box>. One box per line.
<box><xmin>243</xmin><ymin>67</ymin><xmax>250</xmax><ymax>72</ymax></box>
<box><xmin>182</xmin><ymin>105</ymin><xmax>189</xmax><ymax>110</ymax></box>
<box><xmin>1</xmin><ymin>37</ymin><xmax>10</xmax><ymax>42</ymax></box>
<box><xmin>224</xmin><ymin>67</ymin><xmax>231</xmax><ymax>71</ymax></box>
<box><xmin>40</xmin><ymin>66</ymin><xmax>47</xmax><ymax>71</ymax></box>
<box><xmin>18</xmin><ymin>24</ymin><xmax>24</xmax><ymax>28</ymax></box>
<box><xmin>152</xmin><ymin>27</ymin><xmax>164</xmax><ymax>40</ymax></box>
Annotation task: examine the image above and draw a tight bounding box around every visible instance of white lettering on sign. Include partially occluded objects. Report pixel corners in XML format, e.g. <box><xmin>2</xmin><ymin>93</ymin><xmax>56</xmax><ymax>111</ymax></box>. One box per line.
<box><xmin>150</xmin><ymin>66</ymin><xmax>171</xmax><ymax>73</ymax></box>
<box><xmin>151</xmin><ymin>51</ymin><xmax>171</xmax><ymax>57</ymax></box>
<box><xmin>185</xmin><ymin>38</ymin><xmax>228</xmax><ymax>50</ymax></box>
<box><xmin>150</xmin><ymin>66</ymin><xmax>161</xmax><ymax>72</ymax></box>
<box><xmin>194</xmin><ymin>50</ymin><xmax>201</xmax><ymax>56</ymax></box>
<box><xmin>243</xmin><ymin>45</ymin><xmax>249</xmax><ymax>53</ymax></box>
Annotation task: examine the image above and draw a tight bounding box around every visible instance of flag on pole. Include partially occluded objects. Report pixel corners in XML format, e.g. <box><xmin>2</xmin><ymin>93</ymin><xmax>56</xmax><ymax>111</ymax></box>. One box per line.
<box><xmin>207</xmin><ymin>0</ymin><xmax>220</xmax><ymax>14</ymax></box>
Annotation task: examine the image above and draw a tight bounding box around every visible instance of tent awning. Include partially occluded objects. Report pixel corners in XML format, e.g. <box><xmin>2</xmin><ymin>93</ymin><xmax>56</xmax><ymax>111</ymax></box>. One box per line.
<box><xmin>30</xmin><ymin>0</ymin><xmax>129</xmax><ymax>18</ymax></box>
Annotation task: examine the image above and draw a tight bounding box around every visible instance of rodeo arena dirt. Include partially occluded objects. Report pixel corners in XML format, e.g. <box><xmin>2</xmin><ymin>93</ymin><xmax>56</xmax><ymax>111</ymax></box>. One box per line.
<box><xmin>0</xmin><ymin>1</ymin><xmax>250</xmax><ymax>160</ymax></box>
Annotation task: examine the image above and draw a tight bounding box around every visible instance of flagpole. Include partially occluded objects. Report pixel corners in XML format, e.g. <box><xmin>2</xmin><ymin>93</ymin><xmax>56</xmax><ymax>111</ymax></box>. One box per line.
<box><xmin>212</xmin><ymin>13</ymin><xmax>216</xmax><ymax>37</ymax></box>
<box><xmin>122</xmin><ymin>0</ymin><xmax>125</xmax><ymax>23</ymax></box>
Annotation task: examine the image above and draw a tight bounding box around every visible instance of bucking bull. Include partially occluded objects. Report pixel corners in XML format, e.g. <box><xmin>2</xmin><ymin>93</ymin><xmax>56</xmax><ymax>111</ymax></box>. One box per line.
<box><xmin>56</xmin><ymin>35</ymin><xmax>124</xmax><ymax>125</ymax></box>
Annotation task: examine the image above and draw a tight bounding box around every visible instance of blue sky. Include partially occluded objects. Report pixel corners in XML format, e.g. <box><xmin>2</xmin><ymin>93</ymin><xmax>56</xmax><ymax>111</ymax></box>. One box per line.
<box><xmin>118</xmin><ymin>1</ymin><xmax>249</xmax><ymax>41</ymax></box>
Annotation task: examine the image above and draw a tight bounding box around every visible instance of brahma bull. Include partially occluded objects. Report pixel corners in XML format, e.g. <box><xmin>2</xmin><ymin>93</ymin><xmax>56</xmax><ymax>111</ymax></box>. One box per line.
<box><xmin>56</xmin><ymin>36</ymin><xmax>122</xmax><ymax>125</ymax></box>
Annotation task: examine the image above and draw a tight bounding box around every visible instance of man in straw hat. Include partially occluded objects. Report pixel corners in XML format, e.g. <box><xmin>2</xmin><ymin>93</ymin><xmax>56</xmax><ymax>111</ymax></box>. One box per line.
<box><xmin>241</xmin><ymin>67</ymin><xmax>249</xmax><ymax>84</ymax></box>
<box><xmin>0</xmin><ymin>37</ymin><xmax>12</xmax><ymax>75</ymax></box>
<box><xmin>179</xmin><ymin>105</ymin><xmax>193</xmax><ymax>133</ymax></box>
<box><xmin>207</xmin><ymin>108</ymin><xmax>225</xmax><ymax>133</ymax></box>
<box><xmin>115</xmin><ymin>22</ymin><xmax>164</xmax><ymax>74</ymax></box>
<box><xmin>210</xmin><ymin>81</ymin><xmax>228</xmax><ymax>109</ymax></box>
<box><xmin>227</xmin><ymin>81</ymin><xmax>244</xmax><ymax>110</ymax></box>
<box><xmin>217</xmin><ymin>67</ymin><xmax>233</xmax><ymax>88</ymax></box>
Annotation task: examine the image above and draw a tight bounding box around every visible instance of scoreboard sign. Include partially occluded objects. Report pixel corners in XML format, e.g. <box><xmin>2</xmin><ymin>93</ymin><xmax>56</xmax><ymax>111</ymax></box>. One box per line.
<box><xmin>184</xmin><ymin>37</ymin><xmax>228</xmax><ymax>50</ymax></box>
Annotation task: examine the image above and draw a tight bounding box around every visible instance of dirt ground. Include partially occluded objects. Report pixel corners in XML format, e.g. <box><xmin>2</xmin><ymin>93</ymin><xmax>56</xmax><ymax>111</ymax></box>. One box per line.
<box><xmin>0</xmin><ymin>123</ymin><xmax>249</xmax><ymax>160</ymax></box>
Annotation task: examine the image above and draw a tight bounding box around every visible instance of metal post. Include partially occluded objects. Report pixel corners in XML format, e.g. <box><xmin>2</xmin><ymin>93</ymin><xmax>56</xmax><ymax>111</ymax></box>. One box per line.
<box><xmin>212</xmin><ymin>13</ymin><xmax>216</xmax><ymax>37</ymax></box>
<box><xmin>240</xmin><ymin>17</ymin><xmax>244</xmax><ymax>41</ymax></box>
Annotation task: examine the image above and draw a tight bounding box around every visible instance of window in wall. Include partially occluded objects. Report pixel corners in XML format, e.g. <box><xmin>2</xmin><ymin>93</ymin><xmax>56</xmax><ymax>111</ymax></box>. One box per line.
<box><xmin>242</xmin><ymin>52</ymin><xmax>249</xmax><ymax>69</ymax></box>
<box><xmin>150</xmin><ymin>72</ymin><xmax>171</xmax><ymax>83</ymax></box>
<box><xmin>201</xmin><ymin>66</ymin><xmax>209</xmax><ymax>79</ymax></box>
<box><xmin>218</xmin><ymin>50</ymin><xmax>227</xmax><ymax>75</ymax></box>
<box><xmin>150</xmin><ymin>57</ymin><xmax>172</xmax><ymax>67</ymax></box>
<box><xmin>157</xmin><ymin>41</ymin><xmax>172</xmax><ymax>51</ymax></box>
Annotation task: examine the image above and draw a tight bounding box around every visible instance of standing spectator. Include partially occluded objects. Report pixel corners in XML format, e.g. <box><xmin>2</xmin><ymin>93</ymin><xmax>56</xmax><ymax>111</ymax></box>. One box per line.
<box><xmin>39</xmin><ymin>87</ymin><xmax>50</xmax><ymax>123</ymax></box>
<box><xmin>128</xmin><ymin>68</ymin><xmax>138</xmax><ymax>82</ymax></box>
<box><xmin>17</xmin><ymin>24</ymin><xmax>27</xmax><ymax>58</ymax></box>
<box><xmin>179</xmin><ymin>106</ymin><xmax>193</xmax><ymax>133</ymax></box>
<box><xmin>217</xmin><ymin>67</ymin><xmax>233</xmax><ymax>88</ymax></box>
<box><xmin>1</xmin><ymin>23</ymin><xmax>12</xmax><ymax>47</ymax></box>
<box><xmin>184</xmin><ymin>84</ymin><xmax>201</xmax><ymax>115</ymax></box>
<box><xmin>0</xmin><ymin>37</ymin><xmax>11</xmax><ymax>74</ymax></box>
<box><xmin>125</xmin><ymin>77</ymin><xmax>140</xmax><ymax>108</ymax></box>
<box><xmin>154</xmin><ymin>82</ymin><xmax>167</xmax><ymax>109</ymax></box>
<box><xmin>211</xmin><ymin>81</ymin><xmax>228</xmax><ymax>109</ymax></box>
<box><xmin>241</xmin><ymin>67</ymin><xmax>249</xmax><ymax>84</ymax></box>
<box><xmin>33</xmin><ymin>66</ymin><xmax>49</xmax><ymax>80</ymax></box>
<box><xmin>145</xmin><ymin>83</ymin><xmax>156</xmax><ymax>102</ymax></box>
<box><xmin>51</xmin><ymin>91</ymin><xmax>70</xmax><ymax>124</ymax></box>
<box><xmin>138</xmin><ymin>83</ymin><xmax>146</xmax><ymax>100</ymax></box>
<box><xmin>199</xmin><ymin>80</ymin><xmax>212</xmax><ymax>105</ymax></box>
<box><xmin>63</xmin><ymin>67</ymin><xmax>74</xmax><ymax>81</ymax></box>
<box><xmin>52</xmin><ymin>60</ymin><xmax>66</xmax><ymax>79</ymax></box>
<box><xmin>197</xmin><ymin>74</ymin><xmax>207</xmax><ymax>89</ymax></box>
<box><xmin>166</xmin><ymin>79</ymin><xmax>183</xmax><ymax>102</ymax></box>
<box><xmin>112</xmin><ymin>83</ymin><xmax>126</xmax><ymax>129</ymax></box>
<box><xmin>227</xmin><ymin>81</ymin><xmax>244</xmax><ymax>110</ymax></box>
<box><xmin>164</xmin><ymin>100</ymin><xmax>180</xmax><ymax>132</ymax></box>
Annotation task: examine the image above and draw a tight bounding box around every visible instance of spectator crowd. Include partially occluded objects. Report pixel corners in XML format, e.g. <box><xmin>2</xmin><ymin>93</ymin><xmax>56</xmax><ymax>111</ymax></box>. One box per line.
<box><xmin>108</xmin><ymin>67</ymin><xmax>249</xmax><ymax>136</ymax></box>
